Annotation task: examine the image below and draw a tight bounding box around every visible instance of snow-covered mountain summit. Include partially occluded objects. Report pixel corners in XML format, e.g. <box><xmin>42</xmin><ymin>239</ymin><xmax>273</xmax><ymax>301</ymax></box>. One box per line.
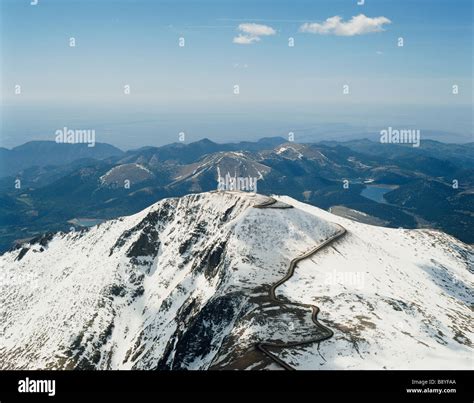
<box><xmin>0</xmin><ymin>192</ymin><xmax>472</xmax><ymax>370</ymax></box>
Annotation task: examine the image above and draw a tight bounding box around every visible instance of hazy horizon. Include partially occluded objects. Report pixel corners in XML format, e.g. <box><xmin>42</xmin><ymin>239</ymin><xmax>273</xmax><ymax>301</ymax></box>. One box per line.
<box><xmin>1</xmin><ymin>0</ymin><xmax>472</xmax><ymax>149</ymax></box>
<box><xmin>1</xmin><ymin>101</ymin><xmax>472</xmax><ymax>150</ymax></box>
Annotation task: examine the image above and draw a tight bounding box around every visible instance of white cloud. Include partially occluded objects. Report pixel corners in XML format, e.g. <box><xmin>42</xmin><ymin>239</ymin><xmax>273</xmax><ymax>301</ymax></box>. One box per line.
<box><xmin>233</xmin><ymin>23</ymin><xmax>276</xmax><ymax>45</ymax></box>
<box><xmin>238</xmin><ymin>23</ymin><xmax>276</xmax><ymax>36</ymax></box>
<box><xmin>233</xmin><ymin>34</ymin><xmax>261</xmax><ymax>45</ymax></box>
<box><xmin>299</xmin><ymin>14</ymin><xmax>391</xmax><ymax>36</ymax></box>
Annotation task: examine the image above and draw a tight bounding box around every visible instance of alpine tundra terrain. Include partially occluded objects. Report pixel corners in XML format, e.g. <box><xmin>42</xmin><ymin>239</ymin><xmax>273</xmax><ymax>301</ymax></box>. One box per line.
<box><xmin>0</xmin><ymin>192</ymin><xmax>472</xmax><ymax>370</ymax></box>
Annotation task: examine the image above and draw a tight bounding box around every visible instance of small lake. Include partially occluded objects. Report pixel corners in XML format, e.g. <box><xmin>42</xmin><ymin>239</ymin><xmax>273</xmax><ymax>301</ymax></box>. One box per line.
<box><xmin>361</xmin><ymin>185</ymin><xmax>396</xmax><ymax>204</ymax></box>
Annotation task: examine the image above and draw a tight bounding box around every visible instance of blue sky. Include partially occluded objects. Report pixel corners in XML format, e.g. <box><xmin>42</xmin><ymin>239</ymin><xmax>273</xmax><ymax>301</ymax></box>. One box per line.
<box><xmin>0</xmin><ymin>0</ymin><xmax>472</xmax><ymax>148</ymax></box>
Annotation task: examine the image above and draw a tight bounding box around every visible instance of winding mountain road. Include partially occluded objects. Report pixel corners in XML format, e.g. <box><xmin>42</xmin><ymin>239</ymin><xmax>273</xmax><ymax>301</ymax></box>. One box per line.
<box><xmin>254</xmin><ymin>196</ymin><xmax>347</xmax><ymax>370</ymax></box>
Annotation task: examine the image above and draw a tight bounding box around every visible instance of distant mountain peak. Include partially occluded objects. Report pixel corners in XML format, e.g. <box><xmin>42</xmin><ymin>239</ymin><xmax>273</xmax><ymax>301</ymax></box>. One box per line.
<box><xmin>191</xmin><ymin>138</ymin><xmax>216</xmax><ymax>145</ymax></box>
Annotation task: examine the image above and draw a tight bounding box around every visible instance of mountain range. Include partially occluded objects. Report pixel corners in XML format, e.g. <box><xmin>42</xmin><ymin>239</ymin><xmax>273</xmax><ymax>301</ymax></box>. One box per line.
<box><xmin>0</xmin><ymin>137</ymin><xmax>472</xmax><ymax>253</ymax></box>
